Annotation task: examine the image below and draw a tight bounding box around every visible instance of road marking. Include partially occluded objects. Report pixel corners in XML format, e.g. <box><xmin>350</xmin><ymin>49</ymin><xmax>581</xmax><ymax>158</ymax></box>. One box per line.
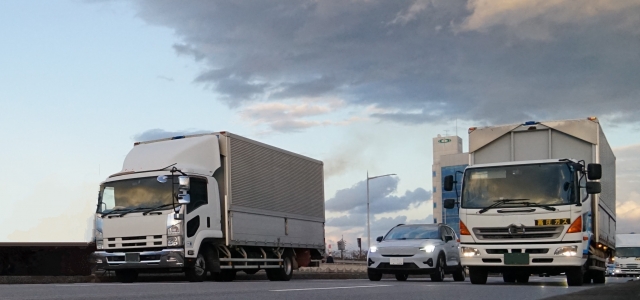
<box><xmin>270</xmin><ymin>284</ymin><xmax>392</xmax><ymax>292</ymax></box>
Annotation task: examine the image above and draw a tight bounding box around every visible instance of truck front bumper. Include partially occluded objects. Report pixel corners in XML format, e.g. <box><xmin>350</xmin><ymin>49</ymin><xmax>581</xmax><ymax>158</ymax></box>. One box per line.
<box><xmin>460</xmin><ymin>242</ymin><xmax>586</xmax><ymax>268</ymax></box>
<box><xmin>92</xmin><ymin>249</ymin><xmax>185</xmax><ymax>270</ymax></box>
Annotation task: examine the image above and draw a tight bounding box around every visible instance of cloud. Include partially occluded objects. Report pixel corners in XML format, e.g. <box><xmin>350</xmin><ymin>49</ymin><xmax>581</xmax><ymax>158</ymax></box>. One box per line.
<box><xmin>613</xmin><ymin>143</ymin><xmax>640</xmax><ymax>233</ymax></box>
<box><xmin>133</xmin><ymin>128</ymin><xmax>211</xmax><ymax>142</ymax></box>
<box><xmin>120</xmin><ymin>0</ymin><xmax>640</xmax><ymax>128</ymax></box>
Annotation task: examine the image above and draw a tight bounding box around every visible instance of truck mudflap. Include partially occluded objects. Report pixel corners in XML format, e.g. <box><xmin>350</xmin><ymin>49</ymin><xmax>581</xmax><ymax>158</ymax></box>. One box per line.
<box><xmin>92</xmin><ymin>249</ymin><xmax>185</xmax><ymax>270</ymax></box>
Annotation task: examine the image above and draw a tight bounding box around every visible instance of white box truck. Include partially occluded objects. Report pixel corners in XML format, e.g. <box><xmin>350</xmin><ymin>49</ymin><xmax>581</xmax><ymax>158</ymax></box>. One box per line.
<box><xmin>443</xmin><ymin>117</ymin><xmax>615</xmax><ymax>286</ymax></box>
<box><xmin>92</xmin><ymin>132</ymin><xmax>325</xmax><ymax>282</ymax></box>
<box><xmin>613</xmin><ymin>234</ymin><xmax>640</xmax><ymax>277</ymax></box>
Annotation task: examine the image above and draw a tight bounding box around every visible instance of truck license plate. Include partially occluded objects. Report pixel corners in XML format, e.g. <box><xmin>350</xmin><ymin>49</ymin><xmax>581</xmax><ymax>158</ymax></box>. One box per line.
<box><xmin>125</xmin><ymin>253</ymin><xmax>140</xmax><ymax>262</ymax></box>
<box><xmin>535</xmin><ymin>218</ymin><xmax>571</xmax><ymax>226</ymax></box>
<box><xmin>504</xmin><ymin>253</ymin><xmax>529</xmax><ymax>265</ymax></box>
<box><xmin>390</xmin><ymin>258</ymin><xmax>404</xmax><ymax>265</ymax></box>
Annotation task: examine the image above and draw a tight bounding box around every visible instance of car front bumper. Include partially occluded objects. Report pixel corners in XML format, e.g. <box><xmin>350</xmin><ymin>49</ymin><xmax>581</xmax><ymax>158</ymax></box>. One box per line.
<box><xmin>367</xmin><ymin>252</ymin><xmax>440</xmax><ymax>274</ymax></box>
<box><xmin>92</xmin><ymin>249</ymin><xmax>185</xmax><ymax>270</ymax></box>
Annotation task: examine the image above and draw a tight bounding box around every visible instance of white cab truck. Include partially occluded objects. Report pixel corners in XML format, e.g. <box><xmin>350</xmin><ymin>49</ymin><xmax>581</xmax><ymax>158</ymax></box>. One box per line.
<box><xmin>443</xmin><ymin>117</ymin><xmax>615</xmax><ymax>286</ymax></box>
<box><xmin>613</xmin><ymin>234</ymin><xmax>640</xmax><ymax>277</ymax></box>
<box><xmin>92</xmin><ymin>132</ymin><xmax>325</xmax><ymax>282</ymax></box>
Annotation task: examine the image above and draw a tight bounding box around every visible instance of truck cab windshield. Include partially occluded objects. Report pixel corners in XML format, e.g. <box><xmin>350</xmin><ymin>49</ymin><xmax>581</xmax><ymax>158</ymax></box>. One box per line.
<box><xmin>617</xmin><ymin>247</ymin><xmax>640</xmax><ymax>257</ymax></box>
<box><xmin>462</xmin><ymin>163</ymin><xmax>574</xmax><ymax>209</ymax></box>
<box><xmin>98</xmin><ymin>176</ymin><xmax>174</xmax><ymax>213</ymax></box>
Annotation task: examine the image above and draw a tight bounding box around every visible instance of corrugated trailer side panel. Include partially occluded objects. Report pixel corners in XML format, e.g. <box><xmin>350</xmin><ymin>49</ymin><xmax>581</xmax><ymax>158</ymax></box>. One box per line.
<box><xmin>597</xmin><ymin>125</ymin><xmax>616</xmax><ymax>247</ymax></box>
<box><xmin>225</xmin><ymin>134</ymin><xmax>325</xmax><ymax>249</ymax></box>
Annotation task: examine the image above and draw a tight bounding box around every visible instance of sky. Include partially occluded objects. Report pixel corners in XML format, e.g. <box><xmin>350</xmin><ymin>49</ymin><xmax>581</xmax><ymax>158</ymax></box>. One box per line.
<box><xmin>1</xmin><ymin>0</ymin><xmax>639</xmax><ymax>251</ymax></box>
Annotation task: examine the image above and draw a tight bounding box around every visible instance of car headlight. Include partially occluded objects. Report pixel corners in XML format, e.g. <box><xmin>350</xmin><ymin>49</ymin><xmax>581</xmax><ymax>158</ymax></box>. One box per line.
<box><xmin>96</xmin><ymin>240</ymin><xmax>104</xmax><ymax>250</ymax></box>
<box><xmin>554</xmin><ymin>246</ymin><xmax>578</xmax><ymax>256</ymax></box>
<box><xmin>369</xmin><ymin>246</ymin><xmax>378</xmax><ymax>253</ymax></box>
<box><xmin>461</xmin><ymin>247</ymin><xmax>480</xmax><ymax>257</ymax></box>
<box><xmin>167</xmin><ymin>236</ymin><xmax>182</xmax><ymax>247</ymax></box>
<box><xmin>420</xmin><ymin>245</ymin><xmax>436</xmax><ymax>253</ymax></box>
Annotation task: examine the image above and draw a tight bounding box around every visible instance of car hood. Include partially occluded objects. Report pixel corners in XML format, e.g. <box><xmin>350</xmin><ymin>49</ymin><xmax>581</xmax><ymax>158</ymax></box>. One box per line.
<box><xmin>376</xmin><ymin>239</ymin><xmax>441</xmax><ymax>255</ymax></box>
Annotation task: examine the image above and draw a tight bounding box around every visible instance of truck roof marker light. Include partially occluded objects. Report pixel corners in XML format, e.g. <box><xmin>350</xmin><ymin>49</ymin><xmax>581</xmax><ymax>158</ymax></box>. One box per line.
<box><xmin>460</xmin><ymin>221</ymin><xmax>471</xmax><ymax>235</ymax></box>
<box><xmin>468</xmin><ymin>127</ymin><xmax>477</xmax><ymax>134</ymax></box>
<box><xmin>567</xmin><ymin>216</ymin><xmax>582</xmax><ymax>233</ymax></box>
<box><xmin>171</xmin><ymin>136</ymin><xmax>185</xmax><ymax>140</ymax></box>
<box><xmin>134</xmin><ymin>142</ymin><xmax>140</xmax><ymax>146</ymax></box>
<box><xmin>587</xmin><ymin>116</ymin><xmax>598</xmax><ymax>121</ymax></box>
<box><xmin>524</xmin><ymin>121</ymin><xmax>537</xmax><ymax>125</ymax></box>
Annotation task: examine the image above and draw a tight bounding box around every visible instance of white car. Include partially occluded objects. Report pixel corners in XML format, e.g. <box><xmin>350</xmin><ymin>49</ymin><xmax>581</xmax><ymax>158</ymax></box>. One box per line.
<box><xmin>367</xmin><ymin>224</ymin><xmax>466</xmax><ymax>282</ymax></box>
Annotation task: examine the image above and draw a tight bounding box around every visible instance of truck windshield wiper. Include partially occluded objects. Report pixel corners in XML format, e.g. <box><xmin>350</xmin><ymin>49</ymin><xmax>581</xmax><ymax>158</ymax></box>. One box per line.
<box><xmin>141</xmin><ymin>203</ymin><xmax>175</xmax><ymax>215</ymax></box>
<box><xmin>99</xmin><ymin>208</ymin><xmax>129</xmax><ymax>217</ymax></box>
<box><xmin>478</xmin><ymin>199</ymin><xmax>530</xmax><ymax>214</ymax></box>
<box><xmin>520</xmin><ymin>202</ymin><xmax>557</xmax><ymax>212</ymax></box>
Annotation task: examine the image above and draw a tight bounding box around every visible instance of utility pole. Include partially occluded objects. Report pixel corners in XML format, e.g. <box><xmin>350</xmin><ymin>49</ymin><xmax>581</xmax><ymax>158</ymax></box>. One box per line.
<box><xmin>367</xmin><ymin>172</ymin><xmax>396</xmax><ymax>250</ymax></box>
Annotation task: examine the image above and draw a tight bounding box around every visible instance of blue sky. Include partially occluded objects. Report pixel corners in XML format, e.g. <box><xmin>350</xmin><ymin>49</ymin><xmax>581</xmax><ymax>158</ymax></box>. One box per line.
<box><xmin>1</xmin><ymin>0</ymin><xmax>640</xmax><ymax>249</ymax></box>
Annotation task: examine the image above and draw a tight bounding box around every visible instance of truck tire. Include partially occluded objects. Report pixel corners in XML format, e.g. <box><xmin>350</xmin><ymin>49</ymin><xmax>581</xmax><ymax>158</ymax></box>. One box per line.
<box><xmin>583</xmin><ymin>270</ymin><xmax>592</xmax><ymax>284</ymax></box>
<box><xmin>515</xmin><ymin>272</ymin><xmax>530</xmax><ymax>283</ymax></box>
<box><xmin>502</xmin><ymin>271</ymin><xmax>516</xmax><ymax>283</ymax></box>
<box><xmin>452</xmin><ymin>263</ymin><xmax>466</xmax><ymax>282</ymax></box>
<box><xmin>592</xmin><ymin>270</ymin><xmax>606</xmax><ymax>284</ymax></box>
<box><xmin>566</xmin><ymin>267</ymin><xmax>584</xmax><ymax>286</ymax></box>
<box><xmin>395</xmin><ymin>273</ymin><xmax>409</xmax><ymax>281</ymax></box>
<box><xmin>266</xmin><ymin>254</ymin><xmax>294</xmax><ymax>281</ymax></box>
<box><xmin>367</xmin><ymin>269</ymin><xmax>382</xmax><ymax>281</ymax></box>
<box><xmin>185</xmin><ymin>252</ymin><xmax>208</xmax><ymax>282</ymax></box>
<box><xmin>115</xmin><ymin>270</ymin><xmax>138</xmax><ymax>283</ymax></box>
<box><xmin>430</xmin><ymin>254</ymin><xmax>446</xmax><ymax>282</ymax></box>
<box><xmin>469</xmin><ymin>267</ymin><xmax>488</xmax><ymax>284</ymax></box>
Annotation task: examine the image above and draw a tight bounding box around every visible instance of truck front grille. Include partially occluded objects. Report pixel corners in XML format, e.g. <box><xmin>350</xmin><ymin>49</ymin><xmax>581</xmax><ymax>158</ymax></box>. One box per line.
<box><xmin>473</xmin><ymin>226</ymin><xmax>563</xmax><ymax>240</ymax></box>
<box><xmin>104</xmin><ymin>235</ymin><xmax>165</xmax><ymax>249</ymax></box>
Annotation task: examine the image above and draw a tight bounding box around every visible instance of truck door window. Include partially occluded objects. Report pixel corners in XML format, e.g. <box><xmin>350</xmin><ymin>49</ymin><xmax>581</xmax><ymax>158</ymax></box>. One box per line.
<box><xmin>187</xmin><ymin>178</ymin><xmax>208</xmax><ymax>213</ymax></box>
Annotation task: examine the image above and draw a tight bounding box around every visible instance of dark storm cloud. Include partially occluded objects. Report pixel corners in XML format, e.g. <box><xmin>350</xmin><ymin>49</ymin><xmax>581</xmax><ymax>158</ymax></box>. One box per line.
<box><xmin>126</xmin><ymin>0</ymin><xmax>640</xmax><ymax>126</ymax></box>
<box><xmin>325</xmin><ymin>176</ymin><xmax>432</xmax><ymax>215</ymax></box>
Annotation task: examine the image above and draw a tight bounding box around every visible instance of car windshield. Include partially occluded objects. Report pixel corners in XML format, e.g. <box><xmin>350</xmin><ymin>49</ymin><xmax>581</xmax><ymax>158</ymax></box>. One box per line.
<box><xmin>461</xmin><ymin>163</ymin><xmax>574</xmax><ymax>209</ymax></box>
<box><xmin>98</xmin><ymin>176</ymin><xmax>174</xmax><ymax>213</ymax></box>
<box><xmin>384</xmin><ymin>225</ymin><xmax>440</xmax><ymax>240</ymax></box>
<box><xmin>617</xmin><ymin>247</ymin><xmax>640</xmax><ymax>257</ymax></box>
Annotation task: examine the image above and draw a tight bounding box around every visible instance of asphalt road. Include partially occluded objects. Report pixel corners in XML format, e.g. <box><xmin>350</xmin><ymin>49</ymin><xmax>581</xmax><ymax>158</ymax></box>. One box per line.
<box><xmin>0</xmin><ymin>276</ymin><xmax>632</xmax><ymax>300</ymax></box>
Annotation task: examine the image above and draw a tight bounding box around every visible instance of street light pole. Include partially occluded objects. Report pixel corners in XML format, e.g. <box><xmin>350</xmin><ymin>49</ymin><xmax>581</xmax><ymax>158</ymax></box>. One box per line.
<box><xmin>367</xmin><ymin>172</ymin><xmax>396</xmax><ymax>250</ymax></box>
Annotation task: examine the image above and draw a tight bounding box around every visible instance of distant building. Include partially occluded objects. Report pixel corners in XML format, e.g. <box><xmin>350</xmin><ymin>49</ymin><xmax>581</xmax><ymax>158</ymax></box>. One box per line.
<box><xmin>432</xmin><ymin>135</ymin><xmax>468</xmax><ymax>234</ymax></box>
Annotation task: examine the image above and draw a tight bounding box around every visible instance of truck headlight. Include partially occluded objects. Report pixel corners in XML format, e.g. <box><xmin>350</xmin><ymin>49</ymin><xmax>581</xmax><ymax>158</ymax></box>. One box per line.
<box><xmin>167</xmin><ymin>224</ymin><xmax>182</xmax><ymax>236</ymax></box>
<box><xmin>420</xmin><ymin>245</ymin><xmax>436</xmax><ymax>253</ymax></box>
<box><xmin>167</xmin><ymin>236</ymin><xmax>182</xmax><ymax>247</ymax></box>
<box><xmin>369</xmin><ymin>246</ymin><xmax>378</xmax><ymax>253</ymax></box>
<box><xmin>554</xmin><ymin>246</ymin><xmax>578</xmax><ymax>256</ymax></box>
<box><xmin>461</xmin><ymin>247</ymin><xmax>480</xmax><ymax>257</ymax></box>
<box><xmin>96</xmin><ymin>240</ymin><xmax>104</xmax><ymax>250</ymax></box>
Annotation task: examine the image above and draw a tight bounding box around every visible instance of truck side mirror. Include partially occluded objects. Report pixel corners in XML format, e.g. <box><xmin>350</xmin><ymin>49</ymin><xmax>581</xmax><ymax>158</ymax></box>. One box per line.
<box><xmin>376</xmin><ymin>236</ymin><xmax>384</xmax><ymax>242</ymax></box>
<box><xmin>178</xmin><ymin>176</ymin><xmax>191</xmax><ymax>190</ymax></box>
<box><xmin>177</xmin><ymin>193</ymin><xmax>191</xmax><ymax>204</ymax></box>
<box><xmin>443</xmin><ymin>175</ymin><xmax>454</xmax><ymax>191</ymax></box>
<box><xmin>443</xmin><ymin>199</ymin><xmax>456</xmax><ymax>209</ymax></box>
<box><xmin>587</xmin><ymin>164</ymin><xmax>602</xmax><ymax>180</ymax></box>
<box><xmin>586</xmin><ymin>182</ymin><xmax>601</xmax><ymax>194</ymax></box>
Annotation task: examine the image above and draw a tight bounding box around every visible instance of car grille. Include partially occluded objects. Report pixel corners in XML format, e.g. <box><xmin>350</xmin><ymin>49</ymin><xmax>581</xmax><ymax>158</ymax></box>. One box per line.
<box><xmin>105</xmin><ymin>235</ymin><xmax>165</xmax><ymax>249</ymax></box>
<box><xmin>376</xmin><ymin>263</ymin><xmax>419</xmax><ymax>269</ymax></box>
<box><xmin>377</xmin><ymin>247</ymin><xmax>419</xmax><ymax>256</ymax></box>
<box><xmin>473</xmin><ymin>226</ymin><xmax>563</xmax><ymax>240</ymax></box>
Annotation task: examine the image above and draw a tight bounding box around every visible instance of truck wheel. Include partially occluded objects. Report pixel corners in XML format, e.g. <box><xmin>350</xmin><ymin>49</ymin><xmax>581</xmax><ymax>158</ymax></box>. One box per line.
<box><xmin>502</xmin><ymin>271</ymin><xmax>516</xmax><ymax>283</ymax></box>
<box><xmin>583</xmin><ymin>270</ymin><xmax>592</xmax><ymax>284</ymax></box>
<box><xmin>515</xmin><ymin>272</ymin><xmax>529</xmax><ymax>283</ymax></box>
<box><xmin>266</xmin><ymin>254</ymin><xmax>294</xmax><ymax>281</ymax></box>
<box><xmin>592</xmin><ymin>270</ymin><xmax>606</xmax><ymax>284</ymax></box>
<box><xmin>566</xmin><ymin>267</ymin><xmax>584</xmax><ymax>286</ymax></box>
<box><xmin>115</xmin><ymin>270</ymin><xmax>138</xmax><ymax>283</ymax></box>
<box><xmin>469</xmin><ymin>267</ymin><xmax>488</xmax><ymax>284</ymax></box>
<box><xmin>367</xmin><ymin>269</ymin><xmax>382</xmax><ymax>281</ymax></box>
<box><xmin>395</xmin><ymin>273</ymin><xmax>409</xmax><ymax>281</ymax></box>
<box><xmin>185</xmin><ymin>253</ymin><xmax>208</xmax><ymax>282</ymax></box>
<box><xmin>430</xmin><ymin>255</ymin><xmax>446</xmax><ymax>282</ymax></box>
<box><xmin>452</xmin><ymin>263</ymin><xmax>466</xmax><ymax>281</ymax></box>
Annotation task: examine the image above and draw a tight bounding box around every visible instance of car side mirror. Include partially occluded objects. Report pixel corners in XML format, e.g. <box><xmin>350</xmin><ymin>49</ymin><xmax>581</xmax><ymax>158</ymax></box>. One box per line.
<box><xmin>443</xmin><ymin>175</ymin><xmax>454</xmax><ymax>192</ymax></box>
<box><xmin>443</xmin><ymin>199</ymin><xmax>456</xmax><ymax>209</ymax></box>
<box><xmin>376</xmin><ymin>236</ymin><xmax>383</xmax><ymax>242</ymax></box>
<box><xmin>586</xmin><ymin>182</ymin><xmax>601</xmax><ymax>194</ymax></box>
<box><xmin>444</xmin><ymin>236</ymin><xmax>453</xmax><ymax>242</ymax></box>
<box><xmin>587</xmin><ymin>164</ymin><xmax>602</xmax><ymax>180</ymax></box>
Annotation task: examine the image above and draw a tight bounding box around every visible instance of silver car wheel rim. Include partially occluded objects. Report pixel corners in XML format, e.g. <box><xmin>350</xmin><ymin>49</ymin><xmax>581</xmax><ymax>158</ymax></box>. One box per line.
<box><xmin>439</xmin><ymin>258</ymin><xmax>444</xmax><ymax>278</ymax></box>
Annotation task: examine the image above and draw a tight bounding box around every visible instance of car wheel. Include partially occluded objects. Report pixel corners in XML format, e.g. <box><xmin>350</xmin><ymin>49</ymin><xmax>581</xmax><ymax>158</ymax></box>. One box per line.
<box><xmin>368</xmin><ymin>269</ymin><xmax>383</xmax><ymax>281</ymax></box>
<box><xmin>430</xmin><ymin>255</ymin><xmax>445</xmax><ymax>282</ymax></box>
<box><xmin>185</xmin><ymin>253</ymin><xmax>208</xmax><ymax>282</ymax></box>
<box><xmin>452</xmin><ymin>263</ymin><xmax>466</xmax><ymax>281</ymax></box>
<box><xmin>115</xmin><ymin>269</ymin><xmax>138</xmax><ymax>283</ymax></box>
<box><xmin>395</xmin><ymin>273</ymin><xmax>409</xmax><ymax>281</ymax></box>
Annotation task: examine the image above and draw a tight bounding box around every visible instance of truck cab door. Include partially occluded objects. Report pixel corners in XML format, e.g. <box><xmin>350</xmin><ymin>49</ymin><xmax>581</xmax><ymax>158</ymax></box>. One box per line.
<box><xmin>184</xmin><ymin>177</ymin><xmax>222</xmax><ymax>256</ymax></box>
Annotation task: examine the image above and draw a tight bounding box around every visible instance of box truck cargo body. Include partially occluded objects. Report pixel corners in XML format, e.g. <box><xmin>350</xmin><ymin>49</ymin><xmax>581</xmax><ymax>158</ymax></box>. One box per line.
<box><xmin>92</xmin><ymin>132</ymin><xmax>325</xmax><ymax>282</ymax></box>
<box><xmin>443</xmin><ymin>117</ymin><xmax>615</xmax><ymax>286</ymax></box>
